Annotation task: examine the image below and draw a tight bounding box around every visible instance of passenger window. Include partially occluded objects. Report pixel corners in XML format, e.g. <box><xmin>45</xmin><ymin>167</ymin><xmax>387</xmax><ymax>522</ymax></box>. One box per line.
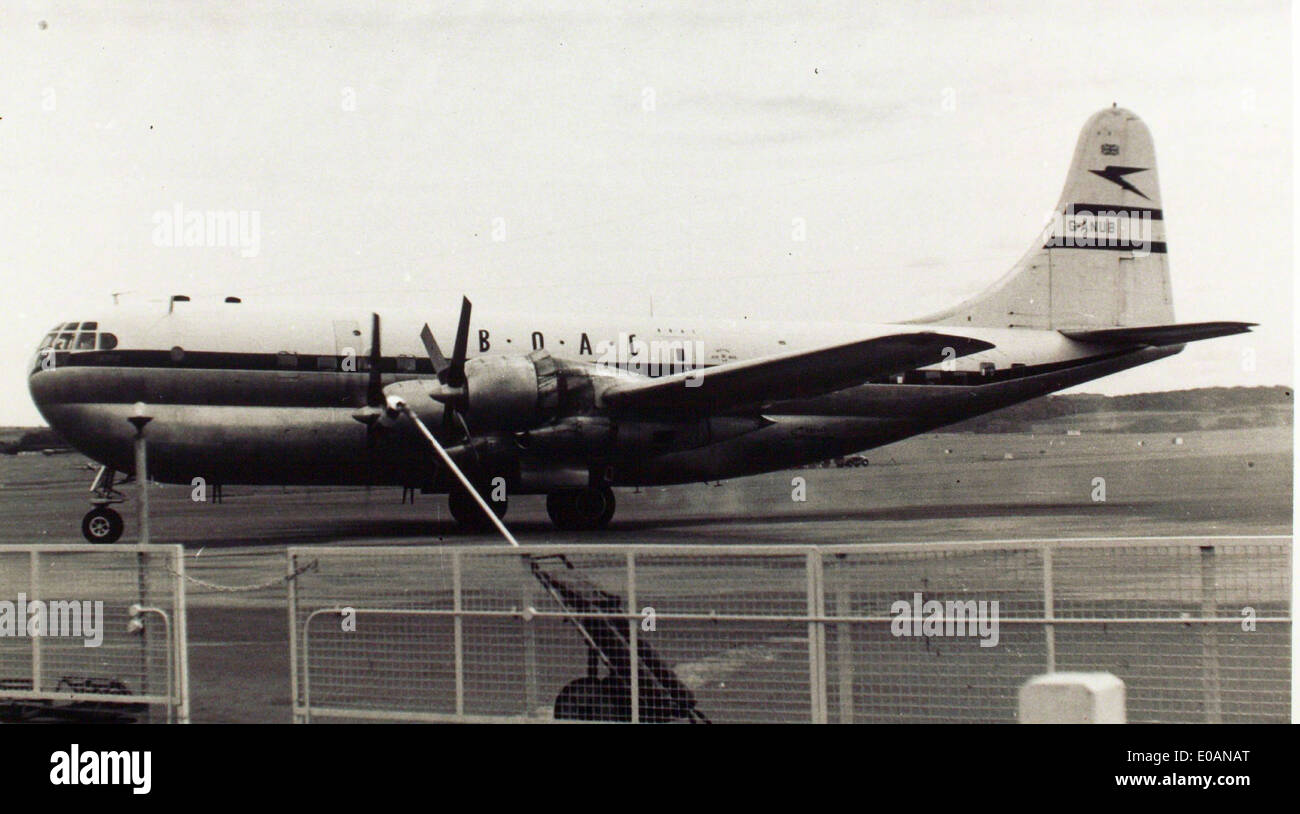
<box><xmin>277</xmin><ymin>351</ymin><xmax>298</xmax><ymax>368</ymax></box>
<box><xmin>75</xmin><ymin>333</ymin><xmax>96</xmax><ymax>350</ymax></box>
<box><xmin>98</xmin><ymin>333</ymin><xmax>118</xmax><ymax>350</ymax></box>
<box><xmin>53</xmin><ymin>333</ymin><xmax>74</xmax><ymax>350</ymax></box>
<box><xmin>397</xmin><ymin>355</ymin><xmax>416</xmax><ymax>372</ymax></box>
<box><xmin>316</xmin><ymin>355</ymin><xmax>336</xmax><ymax>370</ymax></box>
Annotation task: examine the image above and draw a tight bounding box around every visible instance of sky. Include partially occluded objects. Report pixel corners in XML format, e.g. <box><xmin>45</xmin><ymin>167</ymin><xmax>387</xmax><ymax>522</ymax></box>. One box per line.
<box><xmin>0</xmin><ymin>0</ymin><xmax>1292</xmax><ymax>425</ymax></box>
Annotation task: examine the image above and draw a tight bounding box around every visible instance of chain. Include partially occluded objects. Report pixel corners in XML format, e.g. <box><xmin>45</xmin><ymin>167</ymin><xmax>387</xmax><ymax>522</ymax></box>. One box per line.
<box><xmin>168</xmin><ymin>559</ymin><xmax>318</xmax><ymax>593</ymax></box>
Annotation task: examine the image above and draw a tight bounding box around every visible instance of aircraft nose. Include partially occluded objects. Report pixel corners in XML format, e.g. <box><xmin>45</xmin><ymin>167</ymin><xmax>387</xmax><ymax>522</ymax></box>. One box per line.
<box><xmin>27</xmin><ymin>356</ymin><xmax>56</xmax><ymax>410</ymax></box>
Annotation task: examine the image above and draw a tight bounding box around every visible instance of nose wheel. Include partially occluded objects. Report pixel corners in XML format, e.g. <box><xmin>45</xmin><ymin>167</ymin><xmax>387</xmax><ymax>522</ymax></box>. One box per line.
<box><xmin>82</xmin><ymin>507</ymin><xmax>124</xmax><ymax>544</ymax></box>
<box><xmin>81</xmin><ymin>465</ymin><xmax>127</xmax><ymax>543</ymax></box>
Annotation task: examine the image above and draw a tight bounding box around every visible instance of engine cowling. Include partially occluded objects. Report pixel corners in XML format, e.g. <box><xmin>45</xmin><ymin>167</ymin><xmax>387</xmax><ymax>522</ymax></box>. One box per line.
<box><xmin>457</xmin><ymin>350</ymin><xmax>560</xmax><ymax>432</ymax></box>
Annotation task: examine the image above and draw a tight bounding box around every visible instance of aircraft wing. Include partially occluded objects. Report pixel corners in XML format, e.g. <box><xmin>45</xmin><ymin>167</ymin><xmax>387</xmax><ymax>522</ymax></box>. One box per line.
<box><xmin>599</xmin><ymin>332</ymin><xmax>994</xmax><ymax>414</ymax></box>
<box><xmin>1060</xmin><ymin>321</ymin><xmax>1256</xmax><ymax>347</ymax></box>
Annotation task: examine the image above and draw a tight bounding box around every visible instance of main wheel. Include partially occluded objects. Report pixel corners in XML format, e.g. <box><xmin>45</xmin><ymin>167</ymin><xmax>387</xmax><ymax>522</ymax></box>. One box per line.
<box><xmin>82</xmin><ymin>507</ymin><xmax>124</xmax><ymax>544</ymax></box>
<box><xmin>447</xmin><ymin>484</ymin><xmax>506</xmax><ymax>531</ymax></box>
<box><xmin>546</xmin><ymin>486</ymin><xmax>615</xmax><ymax>531</ymax></box>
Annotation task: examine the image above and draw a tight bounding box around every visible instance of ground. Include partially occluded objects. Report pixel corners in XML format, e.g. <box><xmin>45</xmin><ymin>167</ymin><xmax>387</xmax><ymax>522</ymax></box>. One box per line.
<box><xmin>0</xmin><ymin>425</ymin><xmax>1290</xmax><ymax>722</ymax></box>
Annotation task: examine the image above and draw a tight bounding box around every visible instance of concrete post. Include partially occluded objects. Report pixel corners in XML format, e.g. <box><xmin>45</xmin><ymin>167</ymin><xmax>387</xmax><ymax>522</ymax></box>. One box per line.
<box><xmin>1019</xmin><ymin>672</ymin><xmax>1125</xmax><ymax>723</ymax></box>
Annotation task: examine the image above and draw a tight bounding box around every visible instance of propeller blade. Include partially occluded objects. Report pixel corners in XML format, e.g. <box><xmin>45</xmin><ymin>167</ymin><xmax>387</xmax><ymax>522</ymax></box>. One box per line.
<box><xmin>420</xmin><ymin>323</ymin><xmax>449</xmax><ymax>376</ymax></box>
<box><xmin>366</xmin><ymin>312</ymin><xmax>384</xmax><ymax>407</ymax></box>
<box><xmin>440</xmin><ymin>403</ymin><xmax>472</xmax><ymax>442</ymax></box>
<box><xmin>446</xmin><ymin>297</ymin><xmax>472</xmax><ymax>387</ymax></box>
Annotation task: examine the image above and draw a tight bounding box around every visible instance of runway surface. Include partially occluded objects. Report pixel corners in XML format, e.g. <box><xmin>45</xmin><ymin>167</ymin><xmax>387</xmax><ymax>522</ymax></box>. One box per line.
<box><xmin>0</xmin><ymin>426</ymin><xmax>1291</xmax><ymax>722</ymax></box>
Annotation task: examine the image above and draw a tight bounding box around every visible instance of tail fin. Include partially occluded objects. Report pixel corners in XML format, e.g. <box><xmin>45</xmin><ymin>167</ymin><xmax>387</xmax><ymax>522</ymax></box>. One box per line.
<box><xmin>915</xmin><ymin>106</ymin><xmax>1174</xmax><ymax>330</ymax></box>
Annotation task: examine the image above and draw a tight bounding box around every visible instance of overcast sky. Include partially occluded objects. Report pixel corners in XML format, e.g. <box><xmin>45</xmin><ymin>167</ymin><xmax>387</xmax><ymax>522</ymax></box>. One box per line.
<box><xmin>0</xmin><ymin>0</ymin><xmax>1291</xmax><ymax>425</ymax></box>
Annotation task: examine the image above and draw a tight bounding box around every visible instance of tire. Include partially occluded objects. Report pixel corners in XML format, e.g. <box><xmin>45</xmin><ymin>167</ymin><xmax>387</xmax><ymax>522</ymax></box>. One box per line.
<box><xmin>82</xmin><ymin>507</ymin><xmax>124</xmax><ymax>544</ymax></box>
<box><xmin>546</xmin><ymin>487</ymin><xmax>615</xmax><ymax>531</ymax></box>
<box><xmin>447</xmin><ymin>484</ymin><xmax>505</xmax><ymax>531</ymax></box>
<box><xmin>596</xmin><ymin>486</ymin><xmax>616</xmax><ymax>527</ymax></box>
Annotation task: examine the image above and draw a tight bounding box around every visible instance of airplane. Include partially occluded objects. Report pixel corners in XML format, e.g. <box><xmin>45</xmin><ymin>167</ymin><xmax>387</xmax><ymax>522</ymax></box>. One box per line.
<box><xmin>27</xmin><ymin>106</ymin><xmax>1254</xmax><ymax>543</ymax></box>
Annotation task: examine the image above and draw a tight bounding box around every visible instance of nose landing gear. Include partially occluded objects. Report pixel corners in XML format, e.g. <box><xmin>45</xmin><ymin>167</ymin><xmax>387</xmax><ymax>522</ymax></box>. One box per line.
<box><xmin>82</xmin><ymin>507</ymin><xmax>124</xmax><ymax>544</ymax></box>
<box><xmin>81</xmin><ymin>466</ymin><xmax>125</xmax><ymax>544</ymax></box>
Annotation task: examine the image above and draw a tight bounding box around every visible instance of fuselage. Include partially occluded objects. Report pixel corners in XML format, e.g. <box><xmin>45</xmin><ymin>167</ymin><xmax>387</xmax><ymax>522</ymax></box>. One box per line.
<box><xmin>27</xmin><ymin>300</ymin><xmax>1178</xmax><ymax>490</ymax></box>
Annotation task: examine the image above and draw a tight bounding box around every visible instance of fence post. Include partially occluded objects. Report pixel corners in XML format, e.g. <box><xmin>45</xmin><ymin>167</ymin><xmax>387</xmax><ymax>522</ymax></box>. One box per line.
<box><xmin>287</xmin><ymin>551</ymin><xmax>304</xmax><ymax>723</ymax></box>
<box><xmin>172</xmin><ymin>548</ymin><xmax>191</xmax><ymax>724</ymax></box>
<box><xmin>806</xmin><ymin>551</ymin><xmax>827</xmax><ymax>723</ymax></box>
<box><xmin>627</xmin><ymin>552</ymin><xmax>639</xmax><ymax>724</ymax></box>
<box><xmin>1042</xmin><ymin>546</ymin><xmax>1055</xmax><ymax>673</ymax></box>
<box><xmin>136</xmin><ymin>550</ymin><xmax>150</xmax><ymax>717</ymax></box>
<box><xmin>29</xmin><ymin>551</ymin><xmax>40</xmax><ymax>694</ymax></box>
<box><xmin>1199</xmin><ymin>545</ymin><xmax>1222</xmax><ymax>723</ymax></box>
<box><xmin>521</xmin><ymin>571</ymin><xmax>538</xmax><ymax>717</ymax></box>
<box><xmin>834</xmin><ymin>556</ymin><xmax>854</xmax><ymax>723</ymax></box>
<box><xmin>453</xmin><ymin>551</ymin><xmax>464</xmax><ymax>718</ymax></box>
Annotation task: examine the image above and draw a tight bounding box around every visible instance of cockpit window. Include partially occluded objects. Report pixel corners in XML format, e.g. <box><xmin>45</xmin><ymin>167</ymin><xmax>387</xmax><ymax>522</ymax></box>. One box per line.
<box><xmin>53</xmin><ymin>333</ymin><xmax>74</xmax><ymax>350</ymax></box>
<box><xmin>99</xmin><ymin>333</ymin><xmax>118</xmax><ymax>350</ymax></box>
<box><xmin>74</xmin><ymin>332</ymin><xmax>96</xmax><ymax>350</ymax></box>
<box><xmin>38</xmin><ymin>333</ymin><xmax>56</xmax><ymax>350</ymax></box>
<box><xmin>80</xmin><ymin>321</ymin><xmax>97</xmax><ymax>331</ymax></box>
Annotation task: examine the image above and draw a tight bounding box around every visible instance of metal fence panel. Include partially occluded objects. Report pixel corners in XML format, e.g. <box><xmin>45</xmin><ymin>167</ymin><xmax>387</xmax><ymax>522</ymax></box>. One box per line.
<box><xmin>290</xmin><ymin>536</ymin><xmax>1290</xmax><ymax>724</ymax></box>
<box><xmin>0</xmin><ymin>545</ymin><xmax>189</xmax><ymax>723</ymax></box>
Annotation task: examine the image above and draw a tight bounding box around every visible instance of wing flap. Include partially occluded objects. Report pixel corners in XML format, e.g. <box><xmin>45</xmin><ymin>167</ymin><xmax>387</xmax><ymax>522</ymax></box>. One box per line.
<box><xmin>600</xmin><ymin>332</ymin><xmax>994</xmax><ymax>413</ymax></box>
<box><xmin>1060</xmin><ymin>321</ymin><xmax>1256</xmax><ymax>347</ymax></box>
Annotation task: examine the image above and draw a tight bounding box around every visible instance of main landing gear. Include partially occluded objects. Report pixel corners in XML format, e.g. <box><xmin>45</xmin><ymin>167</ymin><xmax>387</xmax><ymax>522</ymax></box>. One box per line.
<box><xmin>81</xmin><ymin>466</ymin><xmax>125</xmax><ymax>544</ymax></box>
<box><xmin>442</xmin><ymin>483</ymin><xmax>616</xmax><ymax>532</ymax></box>
<box><xmin>446</xmin><ymin>483</ymin><xmax>507</xmax><ymax>531</ymax></box>
<box><xmin>546</xmin><ymin>486</ymin><xmax>616</xmax><ymax>531</ymax></box>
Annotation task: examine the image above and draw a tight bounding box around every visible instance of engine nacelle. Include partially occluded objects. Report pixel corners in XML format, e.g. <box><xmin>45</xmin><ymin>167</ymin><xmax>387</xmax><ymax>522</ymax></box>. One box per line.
<box><xmin>462</xmin><ymin>350</ymin><xmax>560</xmax><ymax>432</ymax></box>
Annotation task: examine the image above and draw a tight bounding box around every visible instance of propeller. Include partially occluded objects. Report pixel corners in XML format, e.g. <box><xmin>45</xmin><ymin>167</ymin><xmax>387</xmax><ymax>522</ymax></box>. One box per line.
<box><xmin>350</xmin><ymin>301</ymin><xmax>514</xmax><ymax>543</ymax></box>
<box><xmin>351</xmin><ymin>312</ymin><xmax>400</xmax><ymax>443</ymax></box>
<box><xmin>420</xmin><ymin>297</ymin><xmax>473</xmax><ymax>439</ymax></box>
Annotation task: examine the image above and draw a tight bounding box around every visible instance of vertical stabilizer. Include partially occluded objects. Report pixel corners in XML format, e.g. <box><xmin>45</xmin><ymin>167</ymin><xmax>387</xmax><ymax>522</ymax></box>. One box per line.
<box><xmin>914</xmin><ymin>106</ymin><xmax>1174</xmax><ymax>330</ymax></box>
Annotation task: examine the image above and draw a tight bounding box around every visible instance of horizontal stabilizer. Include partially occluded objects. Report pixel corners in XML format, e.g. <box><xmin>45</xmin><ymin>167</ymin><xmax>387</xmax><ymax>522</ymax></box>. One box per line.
<box><xmin>600</xmin><ymin>332</ymin><xmax>994</xmax><ymax>414</ymax></box>
<box><xmin>1060</xmin><ymin>321</ymin><xmax>1256</xmax><ymax>347</ymax></box>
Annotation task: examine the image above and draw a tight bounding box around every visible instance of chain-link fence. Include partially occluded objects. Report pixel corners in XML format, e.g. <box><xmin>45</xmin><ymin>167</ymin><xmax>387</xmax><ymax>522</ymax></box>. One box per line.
<box><xmin>0</xmin><ymin>545</ymin><xmax>189</xmax><ymax>723</ymax></box>
<box><xmin>288</xmin><ymin>536</ymin><xmax>1290</xmax><ymax>723</ymax></box>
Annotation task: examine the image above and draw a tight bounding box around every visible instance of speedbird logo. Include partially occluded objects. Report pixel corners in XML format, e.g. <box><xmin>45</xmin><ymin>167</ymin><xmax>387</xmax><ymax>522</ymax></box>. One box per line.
<box><xmin>1089</xmin><ymin>165</ymin><xmax>1151</xmax><ymax>200</ymax></box>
